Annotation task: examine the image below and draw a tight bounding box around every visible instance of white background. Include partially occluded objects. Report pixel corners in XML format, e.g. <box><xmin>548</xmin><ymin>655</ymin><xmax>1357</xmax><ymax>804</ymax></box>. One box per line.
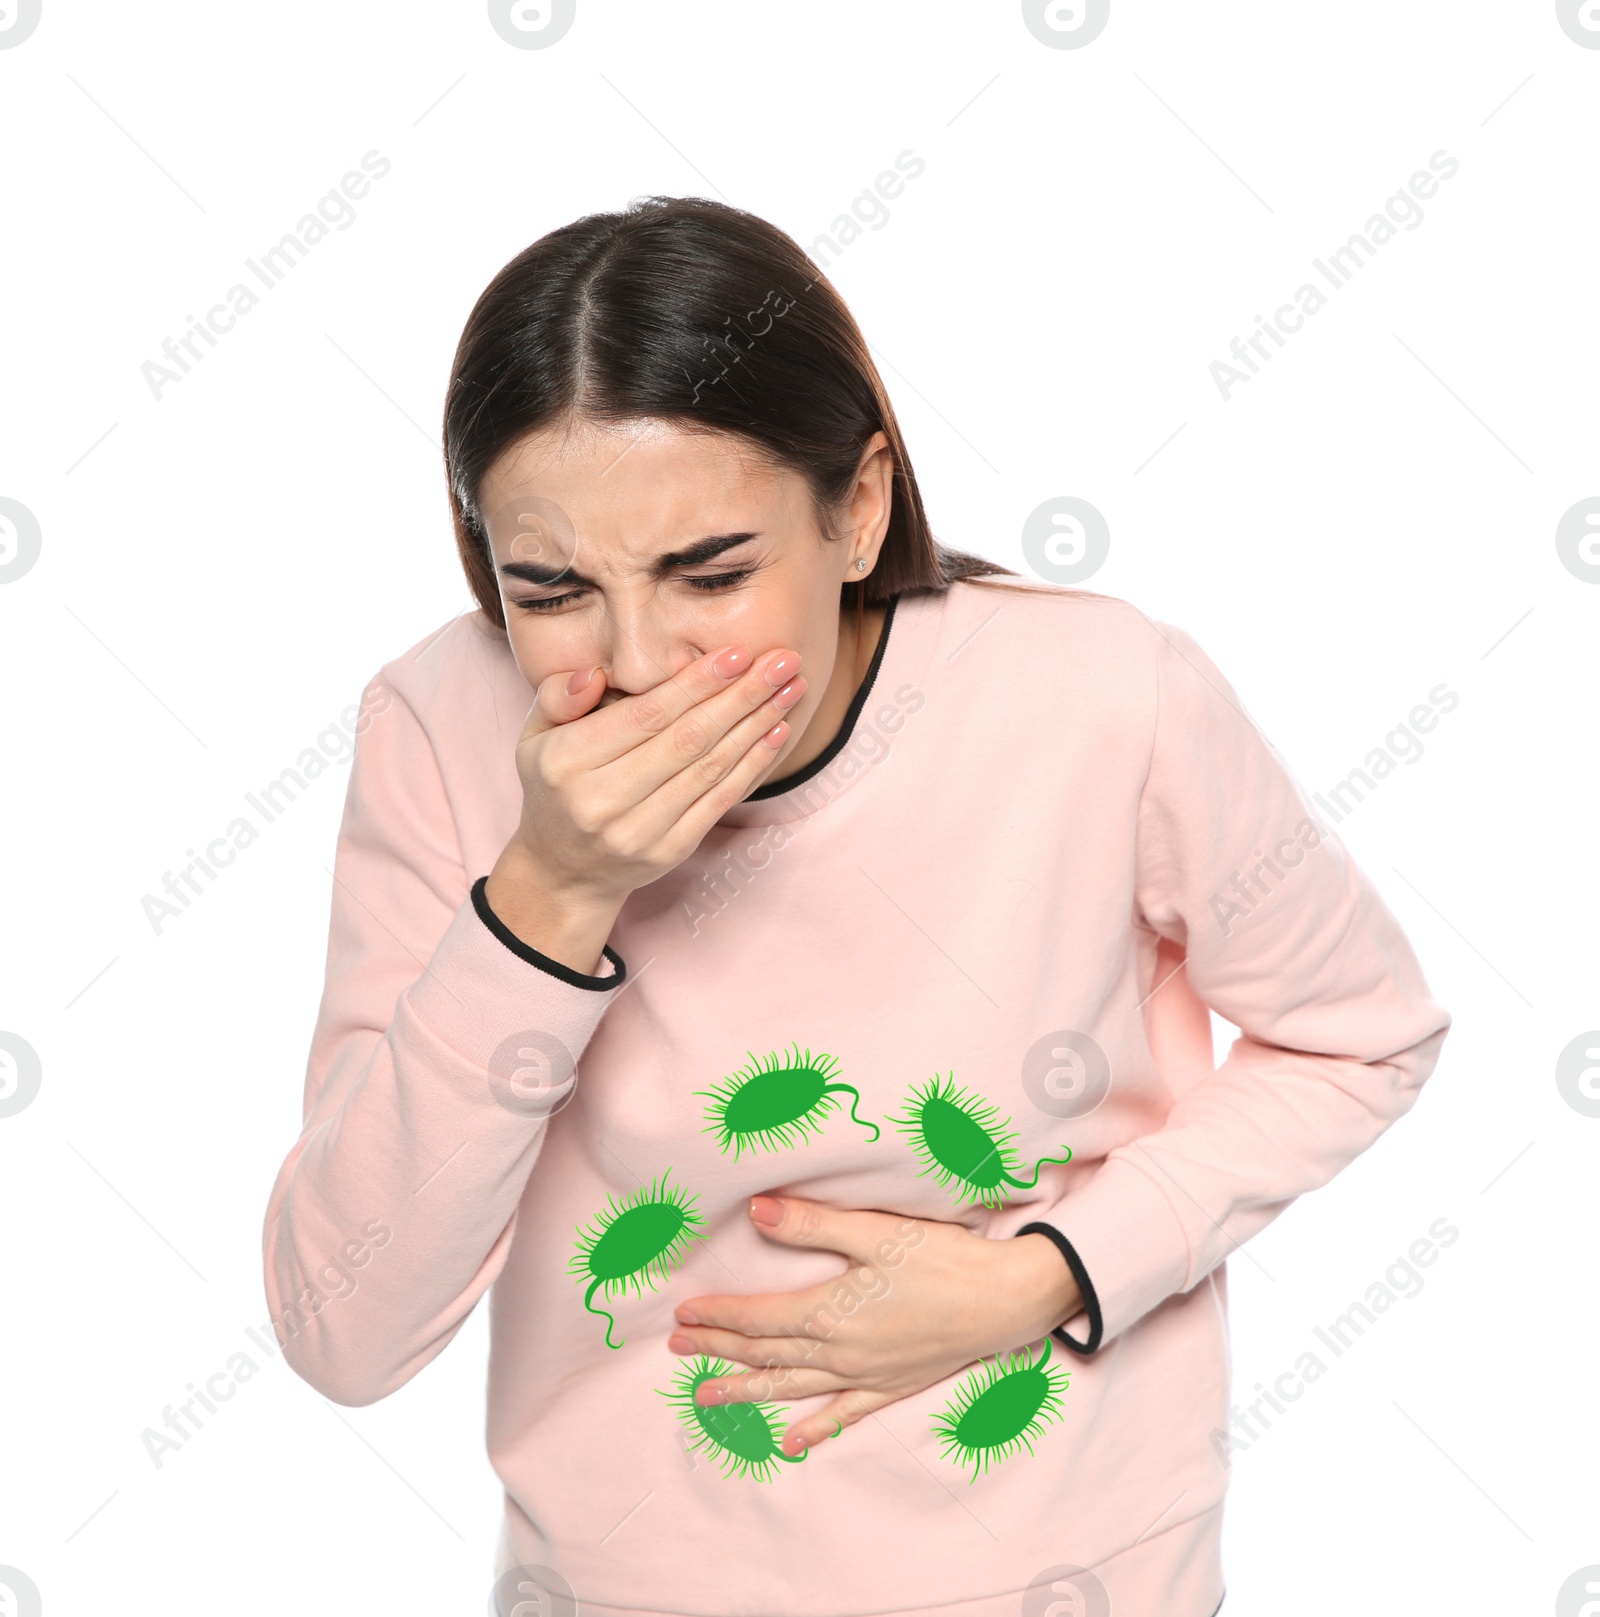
<box><xmin>1</xmin><ymin>2</ymin><xmax>1595</xmax><ymax>1613</ymax></box>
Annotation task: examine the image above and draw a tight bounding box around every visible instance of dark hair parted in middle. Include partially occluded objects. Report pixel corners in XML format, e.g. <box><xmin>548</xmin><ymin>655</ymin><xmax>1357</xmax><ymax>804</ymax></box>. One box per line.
<box><xmin>442</xmin><ymin>194</ymin><xmax>1031</xmax><ymax>632</ymax></box>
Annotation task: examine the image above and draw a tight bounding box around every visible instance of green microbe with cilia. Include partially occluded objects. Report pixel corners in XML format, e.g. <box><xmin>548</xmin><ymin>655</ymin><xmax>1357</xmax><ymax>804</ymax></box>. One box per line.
<box><xmin>697</xmin><ymin>1041</ymin><xmax>880</xmax><ymax>1159</ymax></box>
<box><xmin>568</xmin><ymin>1170</ymin><xmax>707</xmax><ymax>1350</ymax></box>
<box><xmin>659</xmin><ymin>1354</ymin><xmax>813</xmax><ymax>1481</ymax></box>
<box><xmin>888</xmin><ymin>1071</ymin><xmax>1073</xmax><ymax>1209</ymax></box>
<box><xmin>932</xmin><ymin>1336</ymin><xmax>1070</xmax><ymax>1482</ymax></box>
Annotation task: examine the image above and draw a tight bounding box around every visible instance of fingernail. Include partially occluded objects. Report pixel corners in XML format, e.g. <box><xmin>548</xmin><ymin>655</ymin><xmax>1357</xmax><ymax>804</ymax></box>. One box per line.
<box><xmin>750</xmin><ymin>1195</ymin><xmax>785</xmax><ymax>1227</ymax></box>
<box><xmin>712</xmin><ymin>646</ymin><xmax>749</xmax><ymax>679</ymax></box>
<box><xmin>772</xmin><ymin>676</ymin><xmax>806</xmax><ymax>710</ymax></box>
<box><xmin>764</xmin><ymin>652</ymin><xmax>800</xmax><ymax>687</ymax></box>
<box><xmin>762</xmin><ymin>722</ymin><xmax>789</xmax><ymax>749</ymax></box>
<box><xmin>566</xmin><ymin>666</ymin><xmax>594</xmax><ymax>695</ymax></box>
<box><xmin>676</xmin><ymin>1307</ymin><xmax>701</xmax><ymax>1326</ymax></box>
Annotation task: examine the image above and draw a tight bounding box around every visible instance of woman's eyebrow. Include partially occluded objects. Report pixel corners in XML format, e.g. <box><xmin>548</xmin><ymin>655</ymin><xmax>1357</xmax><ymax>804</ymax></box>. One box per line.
<box><xmin>658</xmin><ymin>530</ymin><xmax>762</xmax><ymax>568</ymax></box>
<box><xmin>499</xmin><ymin>530</ymin><xmax>763</xmax><ymax>587</ymax></box>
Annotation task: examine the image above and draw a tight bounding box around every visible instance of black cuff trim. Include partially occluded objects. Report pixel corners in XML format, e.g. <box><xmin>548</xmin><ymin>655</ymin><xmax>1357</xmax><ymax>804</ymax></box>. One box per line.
<box><xmin>1016</xmin><ymin>1220</ymin><xmax>1104</xmax><ymax>1356</ymax></box>
<box><xmin>470</xmin><ymin>875</ymin><xmax>627</xmax><ymax>992</ymax></box>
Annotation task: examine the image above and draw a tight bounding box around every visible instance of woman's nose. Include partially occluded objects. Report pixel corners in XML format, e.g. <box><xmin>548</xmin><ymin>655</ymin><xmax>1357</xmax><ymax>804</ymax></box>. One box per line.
<box><xmin>600</xmin><ymin>622</ymin><xmax>703</xmax><ymax>697</ymax></box>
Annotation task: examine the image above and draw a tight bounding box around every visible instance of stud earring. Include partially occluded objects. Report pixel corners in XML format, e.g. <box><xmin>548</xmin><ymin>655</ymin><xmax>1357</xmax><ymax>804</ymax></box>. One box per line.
<box><xmin>855</xmin><ymin>557</ymin><xmax>868</xmax><ymax>572</ymax></box>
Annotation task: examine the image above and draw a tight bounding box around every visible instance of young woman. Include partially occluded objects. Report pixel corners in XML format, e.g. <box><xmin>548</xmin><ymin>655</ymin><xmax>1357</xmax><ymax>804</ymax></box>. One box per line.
<box><xmin>261</xmin><ymin>196</ymin><xmax>1451</xmax><ymax>1617</ymax></box>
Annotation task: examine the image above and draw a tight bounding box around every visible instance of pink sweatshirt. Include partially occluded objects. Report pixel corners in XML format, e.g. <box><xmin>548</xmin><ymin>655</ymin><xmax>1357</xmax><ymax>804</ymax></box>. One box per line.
<box><xmin>261</xmin><ymin>577</ymin><xmax>1451</xmax><ymax>1617</ymax></box>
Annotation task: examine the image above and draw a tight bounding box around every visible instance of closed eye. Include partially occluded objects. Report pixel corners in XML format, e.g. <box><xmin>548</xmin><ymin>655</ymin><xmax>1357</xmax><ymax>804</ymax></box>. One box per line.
<box><xmin>511</xmin><ymin>567</ymin><xmax>756</xmax><ymax>614</ymax></box>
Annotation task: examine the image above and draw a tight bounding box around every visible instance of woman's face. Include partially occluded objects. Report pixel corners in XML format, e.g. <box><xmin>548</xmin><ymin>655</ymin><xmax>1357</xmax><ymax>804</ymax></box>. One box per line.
<box><xmin>477</xmin><ymin>416</ymin><xmax>892</xmax><ymax>774</ymax></box>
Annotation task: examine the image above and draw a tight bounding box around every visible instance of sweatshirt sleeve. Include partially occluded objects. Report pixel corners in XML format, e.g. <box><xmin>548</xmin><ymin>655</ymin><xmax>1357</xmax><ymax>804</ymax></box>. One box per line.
<box><xmin>1018</xmin><ymin>615</ymin><xmax>1452</xmax><ymax>1354</ymax></box>
<box><xmin>260</xmin><ymin>673</ymin><xmax>627</xmax><ymax>1406</ymax></box>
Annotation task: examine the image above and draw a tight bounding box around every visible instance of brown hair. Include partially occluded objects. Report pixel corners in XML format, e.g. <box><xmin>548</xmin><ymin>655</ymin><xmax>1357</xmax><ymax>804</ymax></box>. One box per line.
<box><xmin>441</xmin><ymin>195</ymin><xmax>1036</xmax><ymax>633</ymax></box>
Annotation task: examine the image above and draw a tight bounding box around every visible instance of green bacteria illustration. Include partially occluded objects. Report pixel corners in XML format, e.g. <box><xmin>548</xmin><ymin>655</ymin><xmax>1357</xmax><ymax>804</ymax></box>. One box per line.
<box><xmin>569</xmin><ymin>1171</ymin><xmax>707</xmax><ymax>1350</ymax></box>
<box><xmin>932</xmin><ymin>1337</ymin><xmax>1070</xmax><ymax>1482</ymax></box>
<box><xmin>698</xmin><ymin>1041</ymin><xmax>880</xmax><ymax>1159</ymax></box>
<box><xmin>659</xmin><ymin>1354</ymin><xmax>810</xmax><ymax>1481</ymax></box>
<box><xmin>889</xmin><ymin>1071</ymin><xmax>1072</xmax><ymax>1210</ymax></box>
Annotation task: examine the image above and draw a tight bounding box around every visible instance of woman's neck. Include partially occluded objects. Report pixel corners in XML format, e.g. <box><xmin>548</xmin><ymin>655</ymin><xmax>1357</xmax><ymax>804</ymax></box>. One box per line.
<box><xmin>761</xmin><ymin>600</ymin><xmax>888</xmax><ymax>785</ymax></box>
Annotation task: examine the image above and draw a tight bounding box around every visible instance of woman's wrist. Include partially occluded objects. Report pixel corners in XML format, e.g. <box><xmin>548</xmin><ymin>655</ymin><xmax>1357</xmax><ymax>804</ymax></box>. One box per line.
<box><xmin>483</xmin><ymin>838</ymin><xmax>625</xmax><ymax>977</ymax></box>
<box><xmin>1001</xmin><ymin>1230</ymin><xmax>1085</xmax><ymax>1343</ymax></box>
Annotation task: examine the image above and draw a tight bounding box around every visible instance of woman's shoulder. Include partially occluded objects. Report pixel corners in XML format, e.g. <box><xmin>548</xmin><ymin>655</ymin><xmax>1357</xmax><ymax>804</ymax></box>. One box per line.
<box><xmin>933</xmin><ymin>574</ymin><xmax>1168</xmax><ymax>684</ymax></box>
<box><xmin>359</xmin><ymin>607</ymin><xmax>530</xmax><ymax>793</ymax></box>
<box><xmin>369</xmin><ymin>607</ymin><xmax>527</xmax><ymax>721</ymax></box>
<box><xmin>349</xmin><ymin>608</ymin><xmax>530</xmax><ymax>865</ymax></box>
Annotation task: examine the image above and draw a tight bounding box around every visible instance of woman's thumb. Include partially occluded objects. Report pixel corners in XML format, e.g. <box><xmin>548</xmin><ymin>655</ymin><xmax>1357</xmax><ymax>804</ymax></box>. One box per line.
<box><xmin>519</xmin><ymin>663</ymin><xmax>607</xmax><ymax>742</ymax></box>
